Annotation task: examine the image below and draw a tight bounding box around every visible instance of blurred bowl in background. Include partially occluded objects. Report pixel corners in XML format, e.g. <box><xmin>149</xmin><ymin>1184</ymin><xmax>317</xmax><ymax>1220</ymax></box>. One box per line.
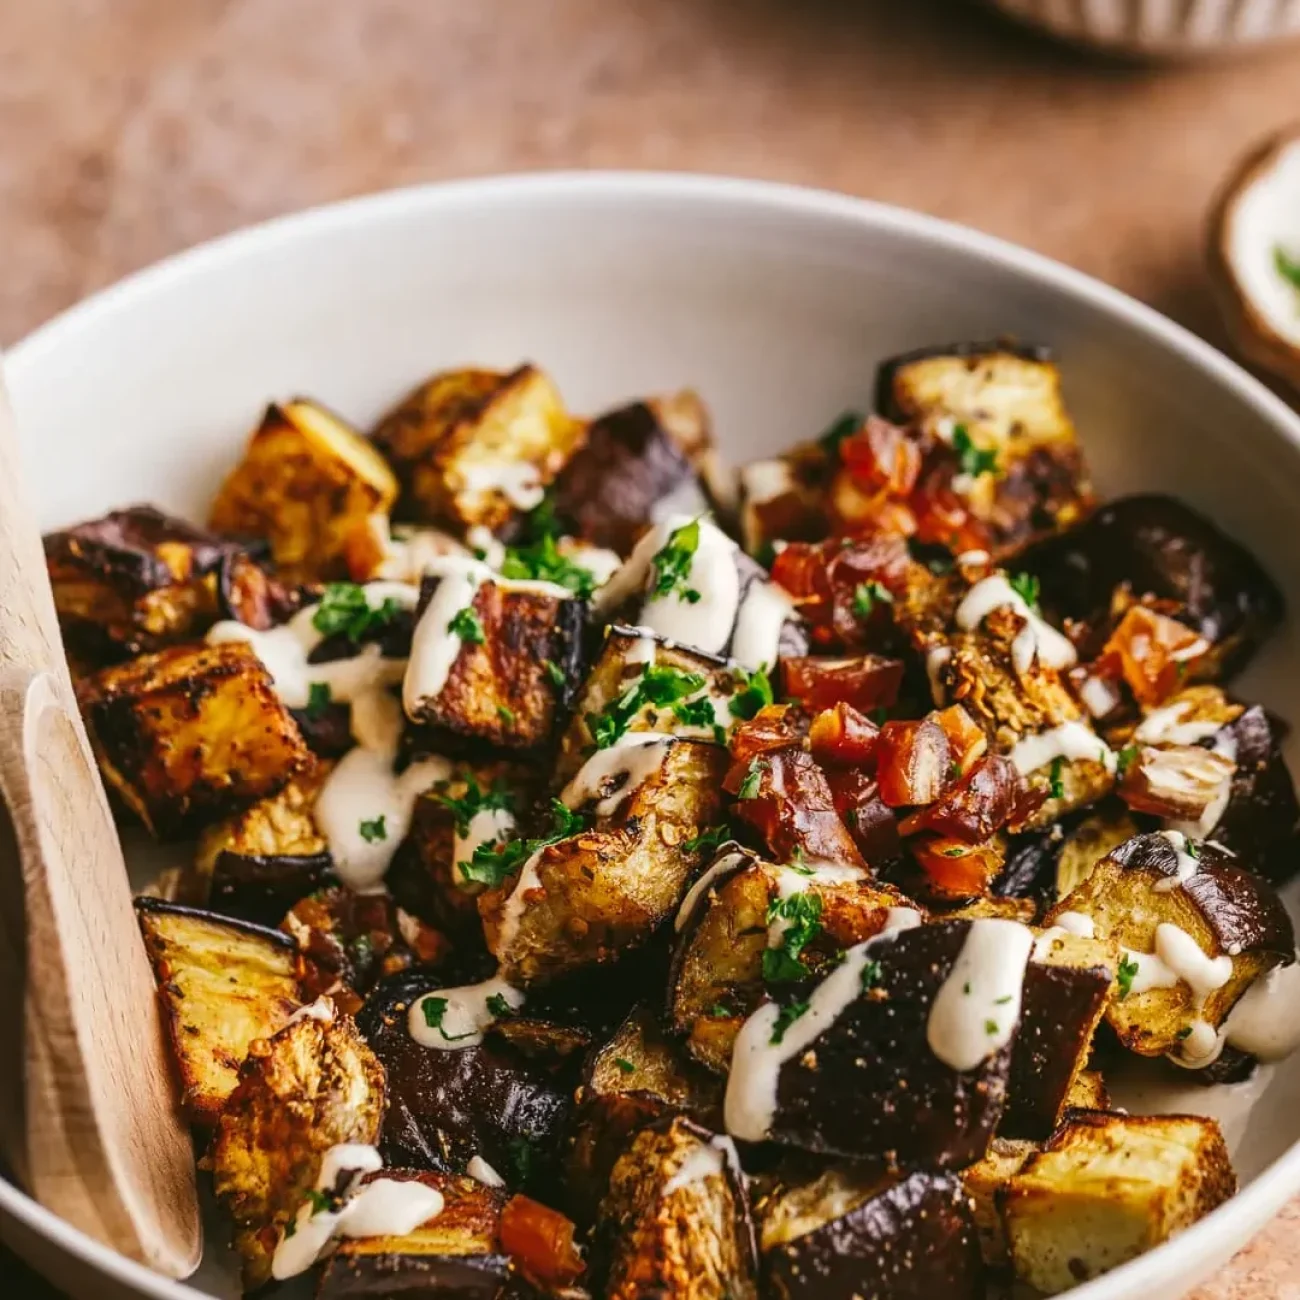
<box><xmin>985</xmin><ymin>0</ymin><xmax>1300</xmax><ymax>58</ymax></box>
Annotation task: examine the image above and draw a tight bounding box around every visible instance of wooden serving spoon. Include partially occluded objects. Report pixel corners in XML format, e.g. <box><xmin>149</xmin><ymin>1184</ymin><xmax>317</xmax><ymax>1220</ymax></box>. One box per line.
<box><xmin>0</xmin><ymin>363</ymin><xmax>200</xmax><ymax>1277</ymax></box>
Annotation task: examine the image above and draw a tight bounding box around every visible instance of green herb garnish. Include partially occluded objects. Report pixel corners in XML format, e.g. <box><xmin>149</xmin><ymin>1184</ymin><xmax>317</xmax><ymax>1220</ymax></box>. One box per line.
<box><xmin>613</xmin><ymin>1057</ymin><xmax>637</xmax><ymax>1075</ymax></box>
<box><xmin>1116</xmin><ymin>744</ymin><xmax>1139</xmax><ymax>780</ymax></box>
<box><xmin>1275</xmin><ymin>245</ymin><xmax>1300</xmax><ymax>295</ymax></box>
<box><xmin>496</xmin><ymin>704</ymin><xmax>517</xmax><ymax>726</ymax></box>
<box><xmin>649</xmin><ymin>518</ymin><xmax>703</xmax><ymax>603</ymax></box>
<box><xmin>304</xmin><ymin>1189</ymin><xmax>333</xmax><ymax>1217</ymax></box>
<box><xmin>419</xmin><ymin>996</ymin><xmax>475</xmax><ymax>1042</ymax></box>
<box><xmin>984</xmin><ymin>1018</ymin><xmax>999</xmax><ymax>1036</ymax></box>
<box><xmin>433</xmin><ymin>776</ymin><xmax>513</xmax><ymax>836</ymax></box>
<box><xmin>1009</xmin><ymin>571</ymin><xmax>1041</xmax><ymax>612</ymax></box>
<box><xmin>770</xmin><ymin>998</ymin><xmax>811</xmax><ymax>1045</ymax></box>
<box><xmin>762</xmin><ymin>893</ymin><xmax>823</xmax><ymax>984</ymax></box>
<box><xmin>708</xmin><ymin>1003</ymin><xmax>731</xmax><ymax>1018</ymax></box>
<box><xmin>860</xmin><ymin>959</ymin><xmax>882</xmax><ymax>991</ymax></box>
<box><xmin>543</xmin><ymin>659</ymin><xmax>566</xmax><ymax>688</ymax></box>
<box><xmin>852</xmin><ymin>580</ymin><xmax>894</xmax><ymax>621</ymax></box>
<box><xmin>818</xmin><ymin>411</ymin><xmax>863</xmax><ymax>456</ymax></box>
<box><xmin>1117</xmin><ymin>953</ymin><xmax>1140</xmax><ymax>1001</ymax></box>
<box><xmin>449</xmin><ymin>605</ymin><xmax>486</xmax><ymax>645</ymax></box>
<box><xmin>952</xmin><ymin>424</ymin><xmax>998</xmax><ymax>479</ymax></box>
<box><xmin>312</xmin><ymin>582</ymin><xmax>403</xmax><ymax>643</ymax></box>
<box><xmin>500</xmin><ymin>532</ymin><xmax>598</xmax><ymax>599</ymax></box>
<box><xmin>587</xmin><ymin>663</ymin><xmax>707</xmax><ymax>749</ymax></box>
<box><xmin>1048</xmin><ymin>756</ymin><xmax>1065</xmax><ymax>801</ymax></box>
<box><xmin>729</xmin><ymin>665</ymin><xmax>775</xmax><ymax>721</ymax></box>
<box><xmin>458</xmin><ymin>800</ymin><xmax>590</xmax><ymax>889</ymax></box>
<box><xmin>737</xmin><ymin>758</ymin><xmax>769</xmax><ymax>800</ymax></box>
<box><xmin>683</xmin><ymin>823</ymin><xmax>732</xmax><ymax>855</ymax></box>
<box><xmin>359</xmin><ymin>815</ymin><xmax>387</xmax><ymax>844</ymax></box>
<box><xmin>674</xmin><ymin>695</ymin><xmax>720</xmax><ymax>731</ymax></box>
<box><xmin>507</xmin><ymin>1137</ymin><xmax>534</xmax><ymax>1185</ymax></box>
<box><xmin>305</xmin><ymin>681</ymin><xmax>333</xmax><ymax>720</ymax></box>
<box><xmin>486</xmin><ymin>992</ymin><xmax>515</xmax><ymax>1019</ymax></box>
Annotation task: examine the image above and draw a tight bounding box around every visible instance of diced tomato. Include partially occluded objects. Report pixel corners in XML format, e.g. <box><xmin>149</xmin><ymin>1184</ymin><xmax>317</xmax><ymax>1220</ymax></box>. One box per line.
<box><xmin>808</xmin><ymin>703</ymin><xmax>881</xmax><ymax>767</ymax></box>
<box><xmin>783</xmin><ymin>655</ymin><xmax>904</xmax><ymax>714</ymax></box>
<box><xmin>1098</xmin><ymin>605</ymin><xmax>1209</xmax><ymax>707</ymax></box>
<box><xmin>911</xmin><ymin>835</ymin><xmax>1005</xmax><ymax>900</ymax></box>
<box><xmin>876</xmin><ymin>718</ymin><xmax>952</xmax><ymax>807</ymax></box>
<box><xmin>500</xmin><ymin>1195</ymin><xmax>585</xmax><ymax>1288</ymax></box>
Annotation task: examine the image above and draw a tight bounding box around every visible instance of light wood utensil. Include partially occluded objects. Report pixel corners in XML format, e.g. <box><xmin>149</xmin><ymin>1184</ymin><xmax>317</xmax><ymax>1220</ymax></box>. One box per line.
<box><xmin>0</xmin><ymin>360</ymin><xmax>201</xmax><ymax>1277</ymax></box>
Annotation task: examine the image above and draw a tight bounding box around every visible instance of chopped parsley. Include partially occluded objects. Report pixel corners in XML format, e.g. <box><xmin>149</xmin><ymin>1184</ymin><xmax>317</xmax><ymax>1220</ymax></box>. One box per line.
<box><xmin>305</xmin><ymin>681</ymin><xmax>333</xmax><ymax>720</ymax></box>
<box><xmin>500</xmin><ymin>531</ymin><xmax>598</xmax><ymax>599</ymax></box>
<box><xmin>358</xmin><ymin>815</ymin><xmax>387</xmax><ymax>844</ymax></box>
<box><xmin>737</xmin><ymin>757</ymin><xmax>769</xmax><ymax>800</ymax></box>
<box><xmin>449</xmin><ymin>605</ymin><xmax>486</xmax><ymax>645</ymax></box>
<box><xmin>941</xmin><ymin>846</ymin><xmax>967</xmax><ymax>858</ymax></box>
<box><xmin>818</xmin><ymin>410</ymin><xmax>863</xmax><ymax>456</ymax></box>
<box><xmin>683</xmin><ymin>823</ymin><xmax>732</xmax><ymax>855</ymax></box>
<box><xmin>507</xmin><ymin>1137</ymin><xmax>534</xmax><ymax>1185</ymax></box>
<box><xmin>984</xmin><ymin>1019</ymin><xmax>999</xmax><ymax>1036</ymax></box>
<box><xmin>763</xmin><ymin>893</ymin><xmax>823</xmax><ymax>984</ymax></box>
<box><xmin>419</xmin><ymin>996</ymin><xmax>475</xmax><ymax>1042</ymax></box>
<box><xmin>852</xmin><ymin>580</ymin><xmax>894</xmax><ymax>620</ymax></box>
<box><xmin>313</xmin><ymin>582</ymin><xmax>403</xmax><ymax>642</ymax></box>
<box><xmin>613</xmin><ymin>1057</ymin><xmax>637</xmax><ymax>1075</ymax></box>
<box><xmin>995</xmin><ymin>994</ymin><xmax>1013</xmax><ymax>1005</ymax></box>
<box><xmin>952</xmin><ymin>424</ymin><xmax>999</xmax><ymax>479</ymax></box>
<box><xmin>869</xmin><ymin>706</ymin><xmax>889</xmax><ymax>725</ymax></box>
<box><xmin>1275</xmin><ymin>245</ymin><xmax>1300</xmax><ymax>295</ymax></box>
<box><xmin>1009</xmin><ymin>572</ymin><xmax>1041</xmax><ymax>612</ymax></box>
<box><xmin>708</xmin><ymin>1003</ymin><xmax>732</xmax><ymax>1018</ymax></box>
<box><xmin>457</xmin><ymin>800</ymin><xmax>590</xmax><ymax>889</ymax></box>
<box><xmin>860</xmin><ymin>959</ymin><xmax>882</xmax><ymax>991</ymax></box>
<box><xmin>543</xmin><ymin>658</ymin><xmax>566</xmax><ymax>688</ymax></box>
<box><xmin>587</xmin><ymin>663</ymin><xmax>707</xmax><ymax>749</ymax></box>
<box><xmin>649</xmin><ymin>518</ymin><xmax>703</xmax><ymax>603</ymax></box>
<box><xmin>673</xmin><ymin>695</ymin><xmax>720</xmax><ymax>731</ymax></box>
<box><xmin>304</xmin><ymin>1189</ymin><xmax>333</xmax><ymax>1217</ymax></box>
<box><xmin>1116</xmin><ymin>953</ymin><xmax>1141</xmax><ymax>1001</ymax></box>
<box><xmin>1176</xmin><ymin>1025</ymin><xmax>1193</xmax><ymax>1041</ymax></box>
<box><xmin>1116</xmin><ymin>744</ymin><xmax>1139</xmax><ymax>780</ymax></box>
<box><xmin>770</xmin><ymin>998</ymin><xmax>811</xmax><ymax>1045</ymax></box>
<box><xmin>496</xmin><ymin>704</ymin><xmax>517</xmax><ymax>726</ymax></box>
<box><xmin>433</xmin><ymin>776</ymin><xmax>513</xmax><ymax>835</ymax></box>
<box><xmin>1048</xmin><ymin>756</ymin><xmax>1065</xmax><ymax>801</ymax></box>
<box><xmin>729</xmin><ymin>665</ymin><xmax>775</xmax><ymax>721</ymax></box>
<box><xmin>1185</xmin><ymin>839</ymin><xmax>1200</xmax><ymax>859</ymax></box>
<box><xmin>485</xmin><ymin>992</ymin><xmax>515</xmax><ymax>1019</ymax></box>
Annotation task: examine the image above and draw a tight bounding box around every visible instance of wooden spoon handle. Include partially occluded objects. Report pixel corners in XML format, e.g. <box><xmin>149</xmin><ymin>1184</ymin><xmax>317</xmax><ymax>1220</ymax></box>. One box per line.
<box><xmin>0</xmin><ymin>366</ymin><xmax>200</xmax><ymax>1276</ymax></box>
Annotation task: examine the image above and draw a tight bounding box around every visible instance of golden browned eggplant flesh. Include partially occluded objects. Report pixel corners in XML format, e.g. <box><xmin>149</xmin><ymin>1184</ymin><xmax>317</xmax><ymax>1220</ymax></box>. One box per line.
<box><xmin>81</xmin><ymin>344</ymin><xmax>1296</xmax><ymax>1297</ymax></box>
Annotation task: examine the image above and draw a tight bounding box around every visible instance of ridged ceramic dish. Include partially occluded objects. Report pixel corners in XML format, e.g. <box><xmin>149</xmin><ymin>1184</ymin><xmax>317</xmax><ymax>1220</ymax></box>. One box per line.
<box><xmin>986</xmin><ymin>0</ymin><xmax>1300</xmax><ymax>56</ymax></box>
<box><xmin>5</xmin><ymin>173</ymin><xmax>1300</xmax><ymax>1300</ymax></box>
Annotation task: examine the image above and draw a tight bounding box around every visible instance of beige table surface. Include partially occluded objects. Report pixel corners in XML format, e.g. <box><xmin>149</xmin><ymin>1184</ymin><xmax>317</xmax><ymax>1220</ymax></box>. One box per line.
<box><xmin>4</xmin><ymin>0</ymin><xmax>1300</xmax><ymax>1296</ymax></box>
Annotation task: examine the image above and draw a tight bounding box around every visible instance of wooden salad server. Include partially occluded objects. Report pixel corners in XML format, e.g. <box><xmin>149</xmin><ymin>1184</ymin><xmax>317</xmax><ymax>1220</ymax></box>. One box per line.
<box><xmin>0</xmin><ymin>363</ymin><xmax>201</xmax><ymax>1276</ymax></box>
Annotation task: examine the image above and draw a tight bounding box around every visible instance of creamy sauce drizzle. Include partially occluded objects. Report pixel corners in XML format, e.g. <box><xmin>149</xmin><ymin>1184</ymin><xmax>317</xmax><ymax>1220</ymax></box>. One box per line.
<box><xmin>1153</xmin><ymin>829</ymin><xmax>1202</xmax><ymax>893</ymax></box>
<box><xmin>467</xmin><ymin>1156</ymin><xmax>506</xmax><ymax>1188</ymax></box>
<box><xmin>460</xmin><ymin>460</ymin><xmax>545</xmax><ymax>511</ymax></box>
<box><xmin>1008</xmin><ymin>722</ymin><xmax>1116</xmax><ymax>776</ymax></box>
<box><xmin>1032</xmin><ymin>910</ymin><xmax>1096</xmax><ymax>958</ymax></box>
<box><xmin>732</xmin><ymin>579</ymin><xmax>795</xmax><ymax>672</ymax></box>
<box><xmin>926</xmin><ymin>919</ymin><xmax>1034</xmax><ymax>1072</ymax></box>
<box><xmin>408</xmin><ymin>976</ymin><xmax>525</xmax><ymax>1050</ymax></box>
<box><xmin>926</xmin><ymin>647</ymin><xmax>952</xmax><ymax>705</ymax></box>
<box><xmin>675</xmin><ymin>849</ymin><xmax>751</xmax><ymax>933</ymax></box>
<box><xmin>1135</xmin><ymin>700</ymin><xmax>1227</xmax><ymax>747</ymax></box>
<box><xmin>1125</xmin><ymin>923</ymin><xmax>1234</xmax><ymax>1002</ymax></box>
<box><xmin>271</xmin><ymin>1144</ymin><xmax>444</xmax><ymax>1280</ymax></box>
<box><xmin>1222</xmin><ymin>957</ymin><xmax>1300</xmax><ymax>1062</ymax></box>
<box><xmin>284</xmin><ymin>995</ymin><xmax>337</xmax><ymax>1028</ymax></box>
<box><xmin>491</xmin><ymin>843</ymin><xmax>547</xmax><ymax>961</ymax></box>
<box><xmin>1078</xmin><ymin>674</ymin><xmax>1122</xmax><ymax>720</ymax></box>
<box><xmin>723</xmin><ymin>908</ymin><xmax>921</xmax><ymax>1142</ymax></box>
<box><xmin>661</xmin><ymin>1134</ymin><xmax>740</xmax><ymax>1195</ymax></box>
<box><xmin>955</xmin><ymin>575</ymin><xmax>1077</xmax><ymax>675</ymax></box>
<box><xmin>560</xmin><ymin>732</ymin><xmax>676</xmax><ymax>818</ymax></box>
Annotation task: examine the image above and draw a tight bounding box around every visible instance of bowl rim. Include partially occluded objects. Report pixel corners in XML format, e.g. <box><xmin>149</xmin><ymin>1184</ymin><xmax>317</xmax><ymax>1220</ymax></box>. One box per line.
<box><xmin>5</xmin><ymin>168</ymin><xmax>1300</xmax><ymax>1300</ymax></box>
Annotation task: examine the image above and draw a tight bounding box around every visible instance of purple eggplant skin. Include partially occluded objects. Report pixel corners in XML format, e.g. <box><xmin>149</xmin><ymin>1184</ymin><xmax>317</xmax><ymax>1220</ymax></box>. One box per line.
<box><xmin>1002</xmin><ymin>959</ymin><xmax>1112</xmax><ymax>1140</ymax></box>
<box><xmin>770</xmin><ymin>920</ymin><xmax>1015</xmax><ymax>1170</ymax></box>
<box><xmin>317</xmin><ymin>1252</ymin><xmax>535</xmax><ymax>1300</ymax></box>
<box><xmin>1017</xmin><ymin>494</ymin><xmax>1283</xmax><ymax>675</ymax></box>
<box><xmin>1110</xmin><ymin>834</ymin><xmax>1295</xmax><ymax>960</ymax></box>
<box><xmin>207</xmin><ymin>850</ymin><xmax>336</xmax><ymax>929</ymax></box>
<box><xmin>763</xmin><ymin>1169</ymin><xmax>984</xmax><ymax>1300</ymax></box>
<box><xmin>1205</xmin><ymin>706</ymin><xmax>1300</xmax><ymax>886</ymax></box>
<box><xmin>545</xmin><ymin>400</ymin><xmax>706</xmax><ymax>556</ymax></box>
<box><xmin>356</xmin><ymin>969</ymin><xmax>574</xmax><ymax>1196</ymax></box>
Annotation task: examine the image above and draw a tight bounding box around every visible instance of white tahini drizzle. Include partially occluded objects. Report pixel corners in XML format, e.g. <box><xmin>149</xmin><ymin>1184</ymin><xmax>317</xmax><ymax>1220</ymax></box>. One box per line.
<box><xmin>1078</xmin><ymin>673</ymin><xmax>1122</xmax><ymax>720</ymax></box>
<box><xmin>732</xmin><ymin>579</ymin><xmax>796</xmax><ymax>672</ymax></box>
<box><xmin>284</xmin><ymin>995</ymin><xmax>337</xmax><ymax>1028</ymax></box>
<box><xmin>723</xmin><ymin>908</ymin><xmax>921</xmax><ymax>1142</ymax></box>
<box><xmin>1135</xmin><ymin>700</ymin><xmax>1228</xmax><ymax>747</ymax></box>
<box><xmin>926</xmin><ymin>919</ymin><xmax>1034</xmax><ymax>1072</ymax></box>
<box><xmin>661</xmin><ymin>1134</ymin><xmax>740</xmax><ymax>1196</ymax></box>
<box><xmin>1031</xmin><ymin>910</ymin><xmax>1096</xmax><ymax>958</ymax></box>
<box><xmin>1222</xmin><ymin>956</ymin><xmax>1300</xmax><ymax>1062</ymax></box>
<box><xmin>926</xmin><ymin>647</ymin><xmax>952</xmax><ymax>706</ymax></box>
<box><xmin>271</xmin><ymin>1144</ymin><xmax>444</xmax><ymax>1280</ymax></box>
<box><xmin>1008</xmin><ymin>722</ymin><xmax>1116</xmax><ymax>776</ymax></box>
<box><xmin>408</xmin><ymin>976</ymin><xmax>525</xmax><ymax>1050</ymax></box>
<box><xmin>560</xmin><ymin>732</ymin><xmax>676</xmax><ymax>818</ymax></box>
<box><xmin>675</xmin><ymin>849</ymin><xmax>751</xmax><ymax>933</ymax></box>
<box><xmin>461</xmin><ymin>459</ymin><xmax>545</xmax><ymax>511</ymax></box>
<box><xmin>955</xmin><ymin>575</ymin><xmax>1077</xmax><ymax>676</ymax></box>
<box><xmin>1124</xmin><ymin>922</ymin><xmax>1234</xmax><ymax>1003</ymax></box>
<box><xmin>467</xmin><ymin>1156</ymin><xmax>506</xmax><ymax>1188</ymax></box>
<box><xmin>1152</xmin><ymin>829</ymin><xmax>1202</xmax><ymax>893</ymax></box>
<box><xmin>766</xmin><ymin>861</ymin><xmax>864</xmax><ymax>953</ymax></box>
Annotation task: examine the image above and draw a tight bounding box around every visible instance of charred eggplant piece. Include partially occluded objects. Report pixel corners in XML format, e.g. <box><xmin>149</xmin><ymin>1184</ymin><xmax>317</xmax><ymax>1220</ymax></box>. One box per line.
<box><xmin>1046</xmin><ymin>831</ymin><xmax>1294</xmax><ymax>1058</ymax></box>
<box><xmin>135</xmin><ymin>898</ymin><xmax>302</xmax><ymax>1124</ymax></box>
<box><xmin>372</xmin><ymin>364</ymin><xmax>581</xmax><ymax>534</ymax></box>
<box><xmin>547</xmin><ymin>393</ymin><xmax>713</xmax><ymax>555</ymax></box>
<box><xmin>594</xmin><ymin>1116</ymin><xmax>758</xmax><ymax>1300</ymax></box>
<box><xmin>1020</xmin><ymin>494</ymin><xmax>1283</xmax><ymax>678</ymax></box>
<box><xmin>356</xmin><ymin>970</ymin><xmax>573</xmax><ymax>1195</ymax></box>
<box><xmin>79</xmin><ymin>639</ymin><xmax>313</xmax><ymax>838</ymax></box>
<box><xmin>405</xmin><ymin>573</ymin><xmax>586</xmax><ymax>753</ymax></box>
<box><xmin>208</xmin><ymin>1008</ymin><xmax>386</xmax><ymax>1288</ymax></box>
<box><xmin>760</xmin><ymin>1165</ymin><xmax>984</xmax><ymax>1300</ymax></box>
<box><xmin>209</xmin><ymin>398</ymin><xmax>399</xmax><ymax>583</ymax></box>
<box><xmin>1003</xmin><ymin>1109</ymin><xmax>1235</xmax><ymax>1295</ymax></box>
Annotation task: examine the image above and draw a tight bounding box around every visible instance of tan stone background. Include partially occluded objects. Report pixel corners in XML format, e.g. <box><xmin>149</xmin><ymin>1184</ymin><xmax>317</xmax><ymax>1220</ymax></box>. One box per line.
<box><xmin>4</xmin><ymin>0</ymin><xmax>1300</xmax><ymax>1295</ymax></box>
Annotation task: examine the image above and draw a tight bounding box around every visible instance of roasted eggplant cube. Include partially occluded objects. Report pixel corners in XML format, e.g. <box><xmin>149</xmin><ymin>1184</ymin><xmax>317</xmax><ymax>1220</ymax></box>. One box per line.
<box><xmin>567</xmin><ymin>1005</ymin><xmax>723</xmax><ymax>1224</ymax></box>
<box><xmin>357</xmin><ymin>970</ymin><xmax>572</xmax><ymax>1193</ymax></box>
<box><xmin>875</xmin><ymin>341</ymin><xmax>1091</xmax><ymax>555</ymax></box>
<box><xmin>483</xmin><ymin>739</ymin><xmax>727</xmax><ymax>985</ymax></box>
<box><xmin>207</xmin><ymin>1010</ymin><xmax>386</xmax><ymax>1288</ymax></box>
<box><xmin>317</xmin><ymin>1171</ymin><xmax>519</xmax><ymax>1300</ymax></box>
<box><xmin>44</xmin><ymin>504</ymin><xmax>249</xmax><ymax>663</ymax></box>
<box><xmin>1003</xmin><ymin>933</ymin><xmax>1117</xmax><ymax>1139</ymax></box>
<box><xmin>1052</xmin><ymin>805</ymin><xmax>1141</xmax><ymax>903</ymax></box>
<box><xmin>405</xmin><ymin>575</ymin><xmax>586</xmax><ymax>752</ymax></box>
<box><xmin>1210</xmin><ymin>704</ymin><xmax>1300</xmax><ymax>885</ymax></box>
<box><xmin>596</xmin><ymin>1116</ymin><xmax>758</xmax><ymax>1300</ymax></box>
<box><xmin>135</xmin><ymin>899</ymin><xmax>301</xmax><ymax>1124</ymax></box>
<box><xmin>547</xmin><ymin>394</ymin><xmax>713</xmax><ymax>555</ymax></box>
<box><xmin>669</xmin><ymin>849</ymin><xmax>912</xmax><ymax>1074</ymax></box>
<box><xmin>1003</xmin><ymin>1110</ymin><xmax>1235</xmax><ymax>1295</ymax></box>
<box><xmin>372</xmin><ymin>364</ymin><xmax>581</xmax><ymax>533</ymax></box>
<box><xmin>79</xmin><ymin>640</ymin><xmax>313</xmax><ymax>838</ymax></box>
<box><xmin>1046</xmin><ymin>832</ymin><xmax>1295</xmax><ymax>1057</ymax></box>
<box><xmin>1019</xmin><ymin>494</ymin><xmax>1283</xmax><ymax>678</ymax></box>
<box><xmin>209</xmin><ymin>398</ymin><xmax>398</xmax><ymax>583</ymax></box>
<box><xmin>760</xmin><ymin>1166</ymin><xmax>984</xmax><ymax>1300</ymax></box>
<box><xmin>961</xmin><ymin>1139</ymin><xmax>1037</xmax><ymax>1270</ymax></box>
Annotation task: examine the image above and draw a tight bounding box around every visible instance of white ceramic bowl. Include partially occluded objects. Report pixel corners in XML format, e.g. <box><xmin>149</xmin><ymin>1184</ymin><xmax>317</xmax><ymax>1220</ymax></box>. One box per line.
<box><xmin>986</xmin><ymin>0</ymin><xmax>1300</xmax><ymax>57</ymax></box>
<box><xmin>5</xmin><ymin>172</ymin><xmax>1300</xmax><ymax>1300</ymax></box>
